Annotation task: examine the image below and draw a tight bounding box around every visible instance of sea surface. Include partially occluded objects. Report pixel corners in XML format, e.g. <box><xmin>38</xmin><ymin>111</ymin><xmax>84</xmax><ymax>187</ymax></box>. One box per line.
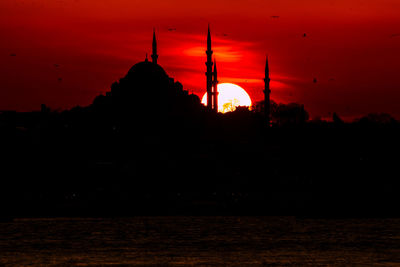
<box><xmin>1</xmin><ymin>217</ymin><xmax>399</xmax><ymax>266</ymax></box>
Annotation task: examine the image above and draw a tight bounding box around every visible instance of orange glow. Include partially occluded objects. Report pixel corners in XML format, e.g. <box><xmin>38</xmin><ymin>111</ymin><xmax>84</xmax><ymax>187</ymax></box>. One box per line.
<box><xmin>201</xmin><ymin>83</ymin><xmax>252</xmax><ymax>113</ymax></box>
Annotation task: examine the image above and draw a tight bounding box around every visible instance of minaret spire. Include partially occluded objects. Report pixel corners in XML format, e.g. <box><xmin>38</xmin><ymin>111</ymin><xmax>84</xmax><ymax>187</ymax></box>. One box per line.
<box><xmin>264</xmin><ymin>55</ymin><xmax>271</xmax><ymax>126</ymax></box>
<box><xmin>213</xmin><ymin>57</ymin><xmax>218</xmax><ymax>112</ymax></box>
<box><xmin>205</xmin><ymin>24</ymin><xmax>213</xmax><ymax>110</ymax></box>
<box><xmin>151</xmin><ymin>28</ymin><xmax>158</xmax><ymax>64</ymax></box>
<box><xmin>207</xmin><ymin>24</ymin><xmax>212</xmax><ymax>52</ymax></box>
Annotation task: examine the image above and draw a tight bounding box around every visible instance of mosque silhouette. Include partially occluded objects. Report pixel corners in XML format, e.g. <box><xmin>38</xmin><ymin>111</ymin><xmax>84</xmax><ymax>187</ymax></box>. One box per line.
<box><xmin>91</xmin><ymin>26</ymin><xmax>271</xmax><ymax>125</ymax></box>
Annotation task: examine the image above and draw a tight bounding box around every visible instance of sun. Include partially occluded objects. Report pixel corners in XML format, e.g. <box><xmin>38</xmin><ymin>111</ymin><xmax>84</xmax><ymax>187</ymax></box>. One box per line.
<box><xmin>201</xmin><ymin>83</ymin><xmax>252</xmax><ymax>113</ymax></box>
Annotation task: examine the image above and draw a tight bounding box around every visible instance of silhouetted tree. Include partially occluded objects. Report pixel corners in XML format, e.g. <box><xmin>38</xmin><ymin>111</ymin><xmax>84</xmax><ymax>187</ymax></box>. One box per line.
<box><xmin>356</xmin><ymin>113</ymin><xmax>397</xmax><ymax>126</ymax></box>
<box><xmin>272</xmin><ymin>103</ymin><xmax>309</xmax><ymax>126</ymax></box>
<box><xmin>332</xmin><ymin>112</ymin><xmax>344</xmax><ymax>125</ymax></box>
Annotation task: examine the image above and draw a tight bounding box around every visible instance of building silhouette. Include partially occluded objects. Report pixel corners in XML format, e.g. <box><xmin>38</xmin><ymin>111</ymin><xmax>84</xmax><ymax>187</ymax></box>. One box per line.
<box><xmin>205</xmin><ymin>25</ymin><xmax>219</xmax><ymax>112</ymax></box>
<box><xmin>151</xmin><ymin>28</ymin><xmax>158</xmax><ymax>64</ymax></box>
<box><xmin>101</xmin><ymin>27</ymin><xmax>271</xmax><ymax>122</ymax></box>
<box><xmin>212</xmin><ymin>58</ymin><xmax>218</xmax><ymax>112</ymax></box>
<box><xmin>205</xmin><ymin>26</ymin><xmax>270</xmax><ymax>118</ymax></box>
<box><xmin>205</xmin><ymin>25</ymin><xmax>214</xmax><ymax>111</ymax></box>
<box><xmin>92</xmin><ymin>30</ymin><xmax>202</xmax><ymax>128</ymax></box>
<box><xmin>264</xmin><ymin>56</ymin><xmax>271</xmax><ymax>126</ymax></box>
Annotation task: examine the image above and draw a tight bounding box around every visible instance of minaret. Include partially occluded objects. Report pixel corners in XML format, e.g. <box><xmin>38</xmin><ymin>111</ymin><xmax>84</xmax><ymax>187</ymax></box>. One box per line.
<box><xmin>213</xmin><ymin>58</ymin><xmax>218</xmax><ymax>112</ymax></box>
<box><xmin>205</xmin><ymin>24</ymin><xmax>213</xmax><ymax>110</ymax></box>
<box><xmin>264</xmin><ymin>55</ymin><xmax>271</xmax><ymax>126</ymax></box>
<box><xmin>151</xmin><ymin>28</ymin><xmax>158</xmax><ymax>64</ymax></box>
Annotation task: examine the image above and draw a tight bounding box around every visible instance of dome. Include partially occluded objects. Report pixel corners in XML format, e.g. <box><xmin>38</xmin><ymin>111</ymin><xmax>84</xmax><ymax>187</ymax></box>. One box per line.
<box><xmin>127</xmin><ymin>60</ymin><xmax>168</xmax><ymax>79</ymax></box>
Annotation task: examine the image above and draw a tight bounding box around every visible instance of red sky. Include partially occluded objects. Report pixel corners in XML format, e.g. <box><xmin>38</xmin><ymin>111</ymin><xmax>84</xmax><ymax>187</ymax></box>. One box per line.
<box><xmin>1</xmin><ymin>0</ymin><xmax>400</xmax><ymax>120</ymax></box>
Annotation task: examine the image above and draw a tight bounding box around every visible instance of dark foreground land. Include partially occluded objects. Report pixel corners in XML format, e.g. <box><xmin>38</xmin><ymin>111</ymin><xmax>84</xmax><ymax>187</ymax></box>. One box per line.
<box><xmin>1</xmin><ymin>217</ymin><xmax>400</xmax><ymax>266</ymax></box>
<box><xmin>1</xmin><ymin>108</ymin><xmax>400</xmax><ymax>217</ymax></box>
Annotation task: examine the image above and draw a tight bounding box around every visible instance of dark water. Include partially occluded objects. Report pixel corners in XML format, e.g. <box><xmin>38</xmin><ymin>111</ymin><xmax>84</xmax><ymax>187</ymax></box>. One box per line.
<box><xmin>1</xmin><ymin>217</ymin><xmax>399</xmax><ymax>266</ymax></box>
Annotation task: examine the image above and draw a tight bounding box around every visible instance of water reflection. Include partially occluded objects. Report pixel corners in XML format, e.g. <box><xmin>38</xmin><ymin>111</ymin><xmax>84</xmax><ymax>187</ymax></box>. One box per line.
<box><xmin>0</xmin><ymin>217</ymin><xmax>399</xmax><ymax>266</ymax></box>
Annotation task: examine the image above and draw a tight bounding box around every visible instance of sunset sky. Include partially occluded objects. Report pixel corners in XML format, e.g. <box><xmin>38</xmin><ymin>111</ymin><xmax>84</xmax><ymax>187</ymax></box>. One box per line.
<box><xmin>1</xmin><ymin>0</ymin><xmax>400</xmax><ymax>120</ymax></box>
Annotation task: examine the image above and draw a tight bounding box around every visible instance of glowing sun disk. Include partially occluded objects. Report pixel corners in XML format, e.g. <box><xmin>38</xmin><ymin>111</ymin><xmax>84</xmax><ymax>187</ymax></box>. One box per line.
<box><xmin>201</xmin><ymin>83</ymin><xmax>252</xmax><ymax>113</ymax></box>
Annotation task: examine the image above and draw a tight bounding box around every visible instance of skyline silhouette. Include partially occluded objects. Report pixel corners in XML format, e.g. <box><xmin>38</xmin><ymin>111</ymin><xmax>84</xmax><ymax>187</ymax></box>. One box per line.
<box><xmin>0</xmin><ymin>28</ymin><xmax>400</xmax><ymax>218</ymax></box>
<box><xmin>1</xmin><ymin>3</ymin><xmax>400</xmax><ymax>266</ymax></box>
<box><xmin>2</xmin><ymin>25</ymin><xmax>399</xmax><ymax>125</ymax></box>
<box><xmin>1</xmin><ymin>0</ymin><xmax>400</xmax><ymax>120</ymax></box>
